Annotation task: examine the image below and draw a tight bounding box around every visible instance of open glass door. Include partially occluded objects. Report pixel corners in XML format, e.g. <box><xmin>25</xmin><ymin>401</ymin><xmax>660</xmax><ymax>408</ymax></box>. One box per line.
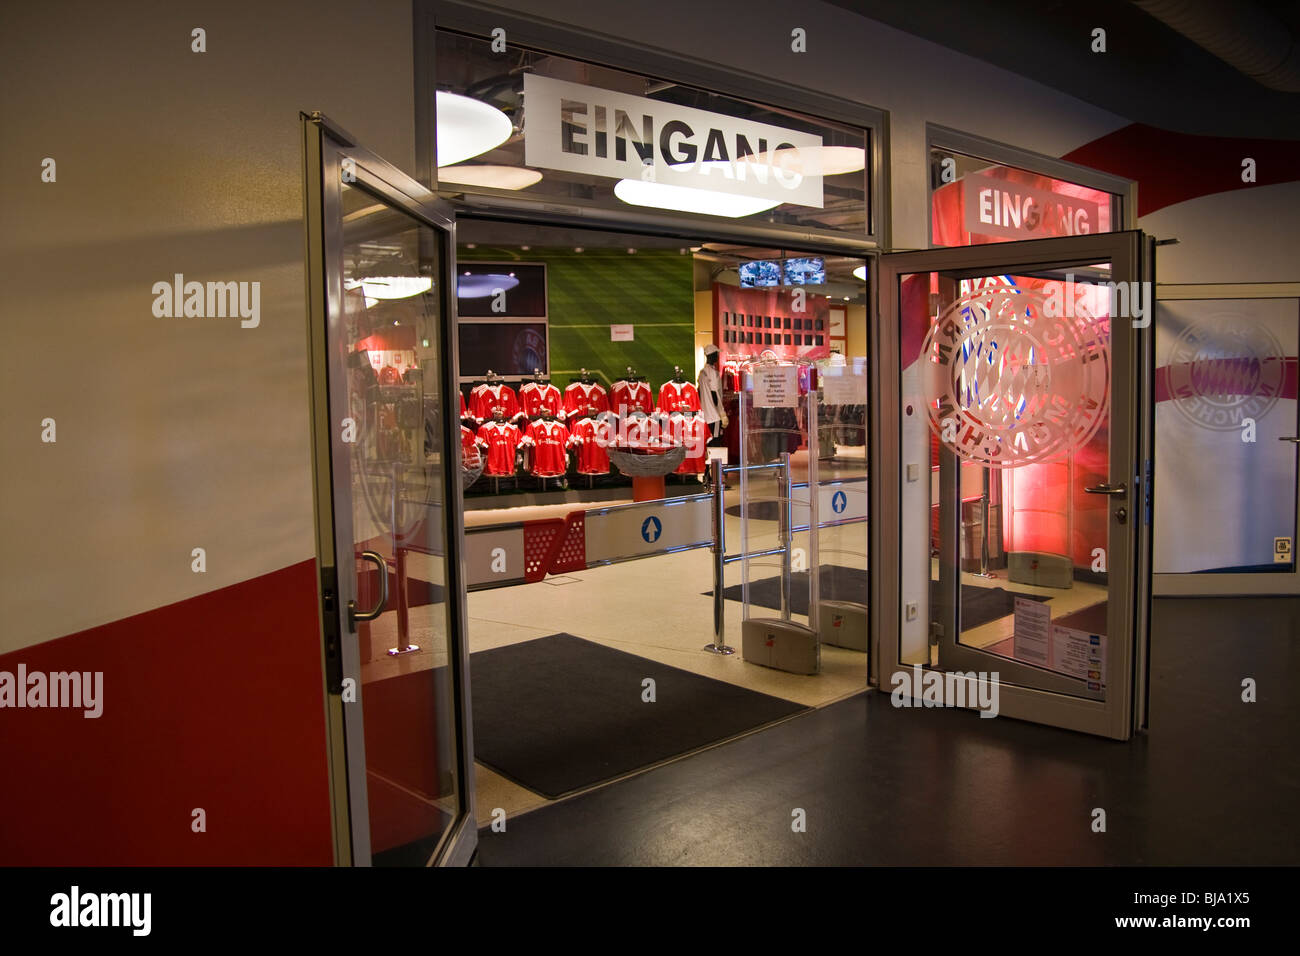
<box><xmin>303</xmin><ymin>113</ymin><xmax>476</xmax><ymax>865</ymax></box>
<box><xmin>875</xmin><ymin>232</ymin><xmax>1154</xmax><ymax>739</ymax></box>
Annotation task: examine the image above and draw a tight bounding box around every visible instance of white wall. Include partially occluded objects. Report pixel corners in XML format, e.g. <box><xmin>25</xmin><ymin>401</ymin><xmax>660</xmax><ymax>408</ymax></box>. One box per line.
<box><xmin>0</xmin><ymin>0</ymin><xmax>416</xmax><ymax>652</ymax></box>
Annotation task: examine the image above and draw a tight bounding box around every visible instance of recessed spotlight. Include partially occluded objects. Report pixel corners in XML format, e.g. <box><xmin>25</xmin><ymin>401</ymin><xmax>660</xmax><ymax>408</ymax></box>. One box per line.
<box><xmin>627</xmin><ymin>248</ymin><xmax>637</xmax><ymax>254</ymax></box>
<box><xmin>574</xmin><ymin>246</ymin><xmax>584</xmax><ymax>253</ymax></box>
<box><xmin>521</xmin><ymin>245</ymin><xmax>530</xmax><ymax>251</ymax></box>
<box><xmin>466</xmin><ymin>243</ymin><xmax>477</xmax><ymax>249</ymax></box>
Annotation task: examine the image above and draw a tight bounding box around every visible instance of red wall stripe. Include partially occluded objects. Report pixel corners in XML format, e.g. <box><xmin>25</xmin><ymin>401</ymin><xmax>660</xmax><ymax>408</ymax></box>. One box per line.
<box><xmin>1061</xmin><ymin>123</ymin><xmax>1300</xmax><ymax>217</ymax></box>
<box><xmin>0</xmin><ymin>559</ymin><xmax>333</xmax><ymax>865</ymax></box>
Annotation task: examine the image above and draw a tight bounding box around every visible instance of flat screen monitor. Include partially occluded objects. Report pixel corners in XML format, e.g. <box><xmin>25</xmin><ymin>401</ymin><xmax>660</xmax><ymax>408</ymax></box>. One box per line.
<box><xmin>738</xmin><ymin>259</ymin><xmax>781</xmax><ymax>288</ymax></box>
<box><xmin>783</xmin><ymin>256</ymin><xmax>825</xmax><ymax>285</ymax></box>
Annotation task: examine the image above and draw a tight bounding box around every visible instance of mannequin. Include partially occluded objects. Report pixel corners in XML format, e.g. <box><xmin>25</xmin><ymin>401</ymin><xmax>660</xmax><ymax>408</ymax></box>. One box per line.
<box><xmin>698</xmin><ymin>343</ymin><xmax>728</xmax><ymax>438</ymax></box>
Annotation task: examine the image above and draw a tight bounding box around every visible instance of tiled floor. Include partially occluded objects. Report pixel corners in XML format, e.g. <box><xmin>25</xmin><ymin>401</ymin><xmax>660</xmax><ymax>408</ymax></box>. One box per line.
<box><xmin>475</xmin><ymin>595</ymin><xmax>1300</xmax><ymax>866</ymax></box>
<box><xmin>464</xmin><ymin>491</ymin><xmax>871</xmax><ymax>817</ymax></box>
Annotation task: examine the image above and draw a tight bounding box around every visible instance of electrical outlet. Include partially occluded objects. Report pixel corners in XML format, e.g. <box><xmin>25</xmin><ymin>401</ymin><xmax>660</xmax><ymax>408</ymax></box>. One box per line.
<box><xmin>905</xmin><ymin>601</ymin><xmax>918</xmax><ymax>621</ymax></box>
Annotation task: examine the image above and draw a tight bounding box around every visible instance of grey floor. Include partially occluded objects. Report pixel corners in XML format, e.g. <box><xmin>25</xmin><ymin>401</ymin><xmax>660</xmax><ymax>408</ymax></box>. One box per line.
<box><xmin>476</xmin><ymin>597</ymin><xmax>1300</xmax><ymax>866</ymax></box>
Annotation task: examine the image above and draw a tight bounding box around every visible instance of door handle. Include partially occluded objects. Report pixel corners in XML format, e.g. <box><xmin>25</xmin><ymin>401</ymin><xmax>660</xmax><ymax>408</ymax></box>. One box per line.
<box><xmin>1280</xmin><ymin>436</ymin><xmax>1300</xmax><ymax>443</ymax></box>
<box><xmin>349</xmin><ymin>550</ymin><xmax>389</xmax><ymax>629</ymax></box>
<box><xmin>1084</xmin><ymin>482</ymin><xmax>1127</xmax><ymax>497</ymax></box>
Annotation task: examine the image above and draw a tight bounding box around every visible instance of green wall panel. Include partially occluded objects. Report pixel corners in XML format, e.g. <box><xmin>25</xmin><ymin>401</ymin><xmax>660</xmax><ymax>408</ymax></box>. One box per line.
<box><xmin>459</xmin><ymin>246</ymin><xmax>694</xmax><ymax>389</ymax></box>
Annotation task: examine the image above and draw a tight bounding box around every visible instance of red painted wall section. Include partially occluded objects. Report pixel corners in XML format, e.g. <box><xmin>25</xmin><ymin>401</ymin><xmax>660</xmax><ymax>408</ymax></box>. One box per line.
<box><xmin>0</xmin><ymin>559</ymin><xmax>333</xmax><ymax>865</ymax></box>
<box><xmin>1062</xmin><ymin>123</ymin><xmax>1300</xmax><ymax>217</ymax></box>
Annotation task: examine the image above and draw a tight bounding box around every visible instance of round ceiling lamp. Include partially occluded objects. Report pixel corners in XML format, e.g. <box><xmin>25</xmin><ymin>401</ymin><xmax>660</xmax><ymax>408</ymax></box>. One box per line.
<box><xmin>344</xmin><ymin>276</ymin><xmax>432</xmax><ymax>300</ymax></box>
<box><xmin>438</xmin><ymin>164</ymin><xmax>542</xmax><ymax>190</ymax></box>
<box><xmin>435</xmin><ymin>91</ymin><xmax>514</xmax><ymax>167</ymax></box>
<box><xmin>612</xmin><ymin>178</ymin><xmax>782</xmax><ymax>218</ymax></box>
<box><xmin>754</xmin><ymin>145</ymin><xmax>866</xmax><ymax>177</ymax></box>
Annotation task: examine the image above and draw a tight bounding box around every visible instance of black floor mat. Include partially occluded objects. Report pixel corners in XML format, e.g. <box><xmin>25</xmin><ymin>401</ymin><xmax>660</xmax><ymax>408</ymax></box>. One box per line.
<box><xmin>708</xmin><ymin>565</ymin><xmax>1046</xmax><ymax>629</ymax></box>
<box><xmin>470</xmin><ymin>633</ymin><xmax>807</xmax><ymax>799</ymax></box>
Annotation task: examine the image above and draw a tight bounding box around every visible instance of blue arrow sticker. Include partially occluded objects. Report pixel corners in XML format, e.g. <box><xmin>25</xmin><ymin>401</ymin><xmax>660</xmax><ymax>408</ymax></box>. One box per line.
<box><xmin>832</xmin><ymin>490</ymin><xmax>847</xmax><ymax>514</ymax></box>
<box><xmin>641</xmin><ymin>516</ymin><xmax>662</xmax><ymax>543</ymax></box>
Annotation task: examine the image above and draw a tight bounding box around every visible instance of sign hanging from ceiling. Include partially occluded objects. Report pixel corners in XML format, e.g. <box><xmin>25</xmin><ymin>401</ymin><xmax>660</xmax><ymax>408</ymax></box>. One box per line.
<box><xmin>523</xmin><ymin>73</ymin><xmax>825</xmax><ymax>209</ymax></box>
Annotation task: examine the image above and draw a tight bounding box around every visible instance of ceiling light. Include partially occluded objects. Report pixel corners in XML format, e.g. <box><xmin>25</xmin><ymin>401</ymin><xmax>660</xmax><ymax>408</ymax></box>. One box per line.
<box><xmin>456</xmin><ymin>273</ymin><xmax>520</xmax><ymax>298</ymax></box>
<box><xmin>853</xmin><ymin>265</ymin><xmax>867</xmax><ymax>281</ymax></box>
<box><xmin>344</xmin><ymin>276</ymin><xmax>432</xmax><ymax>300</ymax></box>
<box><xmin>435</xmin><ymin>91</ymin><xmax>513</xmax><ymax>167</ymax></box>
<box><xmin>754</xmin><ymin>145</ymin><xmax>866</xmax><ymax>176</ymax></box>
<box><xmin>613</xmin><ymin>178</ymin><xmax>781</xmax><ymax>217</ymax></box>
<box><xmin>437</xmin><ymin>164</ymin><xmax>542</xmax><ymax>190</ymax></box>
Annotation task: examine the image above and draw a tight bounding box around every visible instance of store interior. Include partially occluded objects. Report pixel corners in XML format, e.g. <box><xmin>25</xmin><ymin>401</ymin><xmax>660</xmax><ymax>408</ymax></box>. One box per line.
<box><xmin>441</xmin><ymin>218</ymin><xmax>873</xmax><ymax>817</ymax></box>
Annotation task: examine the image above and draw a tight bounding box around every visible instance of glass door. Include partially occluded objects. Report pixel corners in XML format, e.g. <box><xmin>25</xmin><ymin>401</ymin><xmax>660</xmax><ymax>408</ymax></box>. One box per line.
<box><xmin>875</xmin><ymin>232</ymin><xmax>1154</xmax><ymax>739</ymax></box>
<box><xmin>303</xmin><ymin>113</ymin><xmax>476</xmax><ymax>865</ymax></box>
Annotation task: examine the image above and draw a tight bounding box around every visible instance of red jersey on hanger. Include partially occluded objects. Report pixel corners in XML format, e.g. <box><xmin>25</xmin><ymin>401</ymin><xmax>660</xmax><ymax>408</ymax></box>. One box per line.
<box><xmin>460</xmin><ymin>391</ymin><xmax>468</xmax><ymax>419</ymax></box>
<box><xmin>668</xmin><ymin>413</ymin><xmax>710</xmax><ymax>474</ymax></box>
<box><xmin>563</xmin><ymin>380</ymin><xmax>609</xmax><ymax>421</ymax></box>
<box><xmin>519</xmin><ymin>380</ymin><xmax>563</xmax><ymax>419</ymax></box>
<box><xmin>568</xmin><ymin>416</ymin><xmax>612</xmax><ymax>475</ymax></box>
<box><xmin>721</xmin><ymin>362</ymin><xmax>743</xmax><ymax>393</ymax></box>
<box><xmin>460</xmin><ymin>424</ymin><xmax>481</xmax><ymax>469</ymax></box>
<box><xmin>611</xmin><ymin>379</ymin><xmax>654</xmax><ymax>416</ymax></box>
<box><xmin>475</xmin><ymin>420</ymin><xmax>521</xmax><ymax>476</ymax></box>
<box><xmin>619</xmin><ymin>413</ymin><xmax>667</xmax><ymax>452</ymax></box>
<box><xmin>522</xmin><ymin>419</ymin><xmax>570</xmax><ymax>477</ymax></box>
<box><xmin>469</xmin><ymin>383</ymin><xmax>521</xmax><ymax>424</ymax></box>
<box><xmin>658</xmin><ymin>380</ymin><xmax>700</xmax><ymax>413</ymax></box>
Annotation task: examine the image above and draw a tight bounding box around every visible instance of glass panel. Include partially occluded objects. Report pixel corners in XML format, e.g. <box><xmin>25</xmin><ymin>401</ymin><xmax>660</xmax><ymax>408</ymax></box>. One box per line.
<box><xmin>435</xmin><ymin>29</ymin><xmax>869</xmax><ymax>237</ymax></box>
<box><xmin>339</xmin><ymin>183</ymin><xmax>459</xmax><ymax>865</ymax></box>
<box><xmin>900</xmin><ymin>266</ymin><xmax>1114</xmax><ymax>699</ymax></box>
<box><xmin>812</xmin><ymin>350</ymin><xmax>869</xmax><ymax>643</ymax></box>
<box><xmin>930</xmin><ymin>148</ymin><xmax>1117</xmax><ymax>247</ymax></box>
<box><xmin>1154</xmin><ymin>297</ymin><xmax>1300</xmax><ymax>573</ymax></box>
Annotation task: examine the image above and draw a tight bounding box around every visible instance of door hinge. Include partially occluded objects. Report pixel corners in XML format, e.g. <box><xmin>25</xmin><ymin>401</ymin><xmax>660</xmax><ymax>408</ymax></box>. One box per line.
<box><xmin>320</xmin><ymin>566</ymin><xmax>344</xmax><ymax>694</ymax></box>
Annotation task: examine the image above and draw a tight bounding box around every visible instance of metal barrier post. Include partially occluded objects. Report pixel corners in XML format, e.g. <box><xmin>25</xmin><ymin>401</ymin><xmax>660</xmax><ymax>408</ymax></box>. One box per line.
<box><xmin>704</xmin><ymin>457</ymin><xmax>735</xmax><ymax>655</ymax></box>
<box><xmin>779</xmin><ymin>451</ymin><xmax>792</xmax><ymax>621</ymax></box>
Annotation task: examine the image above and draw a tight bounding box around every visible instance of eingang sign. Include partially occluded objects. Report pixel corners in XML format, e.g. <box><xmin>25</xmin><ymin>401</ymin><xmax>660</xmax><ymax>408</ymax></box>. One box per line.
<box><xmin>962</xmin><ymin>171</ymin><xmax>1101</xmax><ymax>241</ymax></box>
<box><xmin>523</xmin><ymin>74</ymin><xmax>825</xmax><ymax>208</ymax></box>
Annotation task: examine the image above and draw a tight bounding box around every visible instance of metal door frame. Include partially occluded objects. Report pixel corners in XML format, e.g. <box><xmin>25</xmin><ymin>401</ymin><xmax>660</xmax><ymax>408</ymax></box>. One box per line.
<box><xmin>873</xmin><ymin>231</ymin><xmax>1154</xmax><ymax>739</ymax></box>
<box><xmin>303</xmin><ymin>111</ymin><xmax>477</xmax><ymax>866</ymax></box>
<box><xmin>1152</xmin><ymin>282</ymin><xmax>1300</xmax><ymax>597</ymax></box>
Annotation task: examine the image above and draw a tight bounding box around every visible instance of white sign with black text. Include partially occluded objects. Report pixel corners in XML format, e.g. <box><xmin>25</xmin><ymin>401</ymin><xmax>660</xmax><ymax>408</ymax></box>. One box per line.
<box><xmin>523</xmin><ymin>73</ymin><xmax>825</xmax><ymax>209</ymax></box>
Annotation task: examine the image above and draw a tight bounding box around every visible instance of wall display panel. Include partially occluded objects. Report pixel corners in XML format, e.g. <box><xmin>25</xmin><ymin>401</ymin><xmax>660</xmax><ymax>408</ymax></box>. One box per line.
<box><xmin>459</xmin><ymin>321</ymin><xmax>549</xmax><ymax>377</ymax></box>
<box><xmin>456</xmin><ymin>262</ymin><xmax>547</xmax><ymax>317</ymax></box>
